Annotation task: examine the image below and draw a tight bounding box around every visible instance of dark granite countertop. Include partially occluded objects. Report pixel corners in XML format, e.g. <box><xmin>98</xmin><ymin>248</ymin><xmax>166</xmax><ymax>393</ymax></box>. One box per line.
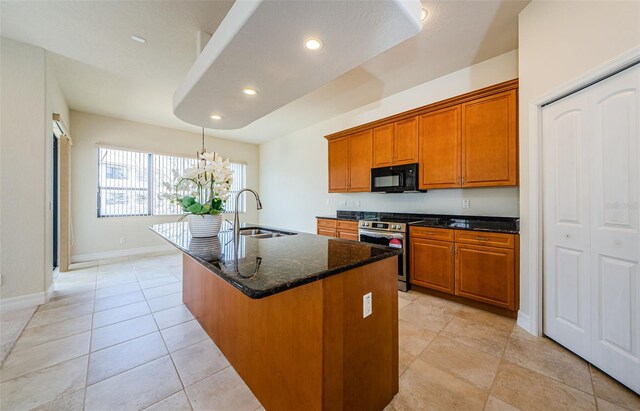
<box><xmin>316</xmin><ymin>215</ymin><xmax>358</xmax><ymax>221</ymax></box>
<box><xmin>317</xmin><ymin>211</ymin><xmax>519</xmax><ymax>233</ymax></box>
<box><xmin>410</xmin><ymin>217</ymin><xmax>519</xmax><ymax>234</ymax></box>
<box><xmin>150</xmin><ymin>222</ymin><xmax>401</xmax><ymax>299</ymax></box>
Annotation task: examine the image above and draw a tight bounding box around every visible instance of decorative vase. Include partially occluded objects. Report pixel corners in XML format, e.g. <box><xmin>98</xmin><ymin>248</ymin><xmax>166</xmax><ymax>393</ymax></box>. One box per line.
<box><xmin>188</xmin><ymin>236</ymin><xmax>222</xmax><ymax>261</ymax></box>
<box><xmin>188</xmin><ymin>214</ymin><xmax>222</xmax><ymax>237</ymax></box>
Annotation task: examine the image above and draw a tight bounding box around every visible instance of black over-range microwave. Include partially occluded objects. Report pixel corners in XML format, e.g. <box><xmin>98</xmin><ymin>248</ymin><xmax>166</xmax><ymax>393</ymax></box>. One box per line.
<box><xmin>370</xmin><ymin>163</ymin><xmax>425</xmax><ymax>193</ymax></box>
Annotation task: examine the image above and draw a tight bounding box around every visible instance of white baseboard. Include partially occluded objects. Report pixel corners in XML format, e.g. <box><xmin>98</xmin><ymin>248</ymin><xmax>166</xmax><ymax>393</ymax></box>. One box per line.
<box><xmin>0</xmin><ymin>291</ymin><xmax>46</xmax><ymax>311</ymax></box>
<box><xmin>71</xmin><ymin>245</ymin><xmax>176</xmax><ymax>263</ymax></box>
<box><xmin>516</xmin><ymin>311</ymin><xmax>539</xmax><ymax>336</ymax></box>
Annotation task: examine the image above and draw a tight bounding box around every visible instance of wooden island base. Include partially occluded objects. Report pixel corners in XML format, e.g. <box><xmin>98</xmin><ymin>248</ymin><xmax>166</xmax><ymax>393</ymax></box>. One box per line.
<box><xmin>183</xmin><ymin>255</ymin><xmax>399</xmax><ymax>411</ymax></box>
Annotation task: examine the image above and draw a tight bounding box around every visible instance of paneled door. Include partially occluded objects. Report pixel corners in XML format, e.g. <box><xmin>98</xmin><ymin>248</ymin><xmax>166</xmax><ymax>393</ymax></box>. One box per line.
<box><xmin>543</xmin><ymin>63</ymin><xmax>640</xmax><ymax>393</ymax></box>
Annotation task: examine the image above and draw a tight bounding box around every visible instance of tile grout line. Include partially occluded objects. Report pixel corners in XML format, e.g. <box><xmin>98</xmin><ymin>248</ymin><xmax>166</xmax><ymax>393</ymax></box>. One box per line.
<box><xmin>503</xmin><ymin>334</ymin><xmax>601</xmax><ymax>398</ymax></box>
<box><xmin>589</xmin><ymin>364</ymin><xmax>601</xmax><ymax>411</ymax></box>
<box><xmin>83</xmin><ymin>259</ymin><xmax>102</xmax><ymax>410</ymax></box>
<box><xmin>132</xmin><ymin>255</ymin><xmax>190</xmax><ymax>410</ymax></box>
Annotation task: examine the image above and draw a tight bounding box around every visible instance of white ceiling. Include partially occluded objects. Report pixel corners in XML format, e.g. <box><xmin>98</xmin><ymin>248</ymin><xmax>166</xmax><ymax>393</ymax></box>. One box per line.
<box><xmin>0</xmin><ymin>0</ymin><xmax>529</xmax><ymax>144</ymax></box>
<box><xmin>174</xmin><ymin>0</ymin><xmax>423</xmax><ymax>129</ymax></box>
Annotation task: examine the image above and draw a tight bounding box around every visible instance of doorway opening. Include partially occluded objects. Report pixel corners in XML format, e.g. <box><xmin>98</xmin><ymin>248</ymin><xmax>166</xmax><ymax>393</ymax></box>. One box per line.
<box><xmin>53</xmin><ymin>134</ymin><xmax>59</xmax><ymax>270</ymax></box>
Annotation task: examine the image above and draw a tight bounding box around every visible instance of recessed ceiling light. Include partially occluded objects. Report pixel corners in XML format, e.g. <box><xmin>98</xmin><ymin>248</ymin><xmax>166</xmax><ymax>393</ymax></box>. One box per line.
<box><xmin>243</xmin><ymin>88</ymin><xmax>258</xmax><ymax>95</ymax></box>
<box><xmin>421</xmin><ymin>8</ymin><xmax>428</xmax><ymax>21</ymax></box>
<box><xmin>210</xmin><ymin>115</ymin><xmax>222</xmax><ymax>120</ymax></box>
<box><xmin>131</xmin><ymin>34</ymin><xmax>146</xmax><ymax>44</ymax></box>
<box><xmin>304</xmin><ymin>38</ymin><xmax>323</xmax><ymax>50</ymax></box>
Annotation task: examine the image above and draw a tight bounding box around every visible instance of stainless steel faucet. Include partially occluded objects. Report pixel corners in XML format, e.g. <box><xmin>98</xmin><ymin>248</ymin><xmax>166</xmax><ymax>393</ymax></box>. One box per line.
<box><xmin>233</xmin><ymin>188</ymin><xmax>262</xmax><ymax>242</ymax></box>
<box><xmin>231</xmin><ymin>188</ymin><xmax>262</xmax><ymax>278</ymax></box>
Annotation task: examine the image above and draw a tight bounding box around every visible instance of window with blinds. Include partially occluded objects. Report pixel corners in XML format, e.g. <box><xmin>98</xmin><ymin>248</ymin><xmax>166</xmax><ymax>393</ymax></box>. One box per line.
<box><xmin>97</xmin><ymin>147</ymin><xmax>246</xmax><ymax>217</ymax></box>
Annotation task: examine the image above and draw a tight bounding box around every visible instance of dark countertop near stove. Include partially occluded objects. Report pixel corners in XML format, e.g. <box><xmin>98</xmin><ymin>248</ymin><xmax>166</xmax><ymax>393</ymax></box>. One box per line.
<box><xmin>317</xmin><ymin>211</ymin><xmax>519</xmax><ymax>234</ymax></box>
<box><xmin>150</xmin><ymin>222</ymin><xmax>401</xmax><ymax>299</ymax></box>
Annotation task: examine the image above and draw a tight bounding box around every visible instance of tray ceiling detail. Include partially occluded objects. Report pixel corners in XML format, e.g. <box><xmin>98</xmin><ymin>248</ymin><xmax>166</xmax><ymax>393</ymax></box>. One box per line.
<box><xmin>173</xmin><ymin>0</ymin><xmax>422</xmax><ymax>130</ymax></box>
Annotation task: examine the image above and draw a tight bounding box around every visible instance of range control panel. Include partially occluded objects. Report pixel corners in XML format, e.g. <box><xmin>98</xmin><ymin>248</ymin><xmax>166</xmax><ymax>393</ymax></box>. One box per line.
<box><xmin>358</xmin><ymin>221</ymin><xmax>407</xmax><ymax>232</ymax></box>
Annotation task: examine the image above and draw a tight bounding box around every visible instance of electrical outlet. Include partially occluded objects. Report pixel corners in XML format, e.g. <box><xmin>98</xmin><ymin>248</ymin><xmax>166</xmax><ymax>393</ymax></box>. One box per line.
<box><xmin>325</xmin><ymin>199</ymin><xmax>330</xmax><ymax>206</ymax></box>
<box><xmin>355</xmin><ymin>200</ymin><xmax>361</xmax><ymax>208</ymax></box>
<box><xmin>339</xmin><ymin>200</ymin><xmax>347</xmax><ymax>207</ymax></box>
<box><xmin>363</xmin><ymin>292</ymin><xmax>372</xmax><ymax>318</ymax></box>
<box><xmin>119</xmin><ymin>237</ymin><xmax>126</xmax><ymax>244</ymax></box>
<box><xmin>462</xmin><ymin>199</ymin><xmax>471</xmax><ymax>209</ymax></box>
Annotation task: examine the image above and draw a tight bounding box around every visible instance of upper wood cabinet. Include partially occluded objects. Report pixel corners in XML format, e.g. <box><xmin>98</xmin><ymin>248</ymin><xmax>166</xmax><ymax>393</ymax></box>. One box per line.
<box><xmin>372</xmin><ymin>118</ymin><xmax>418</xmax><ymax>167</ymax></box>
<box><xmin>372</xmin><ymin>124</ymin><xmax>394</xmax><ymax>167</ymax></box>
<box><xmin>328</xmin><ymin>137</ymin><xmax>349</xmax><ymax>192</ymax></box>
<box><xmin>328</xmin><ymin>131</ymin><xmax>372</xmax><ymax>193</ymax></box>
<box><xmin>349</xmin><ymin>130</ymin><xmax>373</xmax><ymax>192</ymax></box>
<box><xmin>326</xmin><ymin>79</ymin><xmax>518</xmax><ymax>192</ymax></box>
<box><xmin>394</xmin><ymin>117</ymin><xmax>419</xmax><ymax>165</ymax></box>
<box><xmin>419</xmin><ymin>106</ymin><xmax>461</xmax><ymax>189</ymax></box>
<box><xmin>461</xmin><ymin>90</ymin><xmax>517</xmax><ymax>187</ymax></box>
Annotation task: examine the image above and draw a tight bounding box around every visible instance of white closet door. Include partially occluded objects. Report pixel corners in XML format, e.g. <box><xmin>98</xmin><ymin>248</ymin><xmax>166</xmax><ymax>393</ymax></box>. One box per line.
<box><xmin>543</xmin><ymin>87</ymin><xmax>592</xmax><ymax>360</ymax></box>
<box><xmin>588</xmin><ymin>65</ymin><xmax>640</xmax><ymax>393</ymax></box>
<box><xmin>543</xmin><ymin>63</ymin><xmax>640</xmax><ymax>394</ymax></box>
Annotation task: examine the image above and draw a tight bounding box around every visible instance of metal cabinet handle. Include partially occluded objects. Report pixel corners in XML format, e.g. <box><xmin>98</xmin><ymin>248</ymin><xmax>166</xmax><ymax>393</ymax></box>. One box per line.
<box><xmin>475</xmin><ymin>236</ymin><xmax>490</xmax><ymax>241</ymax></box>
<box><xmin>450</xmin><ymin>245</ymin><xmax>454</xmax><ymax>255</ymax></box>
<box><xmin>426</xmin><ymin>231</ymin><xmax>436</xmax><ymax>235</ymax></box>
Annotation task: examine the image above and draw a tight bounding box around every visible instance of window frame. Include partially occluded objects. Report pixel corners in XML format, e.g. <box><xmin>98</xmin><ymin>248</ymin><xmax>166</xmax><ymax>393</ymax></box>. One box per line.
<box><xmin>96</xmin><ymin>147</ymin><xmax>246</xmax><ymax>218</ymax></box>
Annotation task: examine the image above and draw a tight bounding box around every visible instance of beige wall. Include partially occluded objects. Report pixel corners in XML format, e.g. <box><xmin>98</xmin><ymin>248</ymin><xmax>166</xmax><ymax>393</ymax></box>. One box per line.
<box><xmin>518</xmin><ymin>0</ymin><xmax>640</xmax><ymax>332</ymax></box>
<box><xmin>259</xmin><ymin>50</ymin><xmax>520</xmax><ymax>234</ymax></box>
<box><xmin>0</xmin><ymin>38</ymin><xmax>47</xmax><ymax>302</ymax></box>
<box><xmin>70</xmin><ymin>111</ymin><xmax>259</xmax><ymax>260</ymax></box>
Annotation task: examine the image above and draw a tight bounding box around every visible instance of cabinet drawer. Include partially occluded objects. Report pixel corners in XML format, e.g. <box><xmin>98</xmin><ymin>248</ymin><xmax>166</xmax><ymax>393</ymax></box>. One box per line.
<box><xmin>317</xmin><ymin>227</ymin><xmax>337</xmax><ymax>238</ymax></box>
<box><xmin>410</xmin><ymin>226</ymin><xmax>454</xmax><ymax>242</ymax></box>
<box><xmin>317</xmin><ymin>219</ymin><xmax>337</xmax><ymax>229</ymax></box>
<box><xmin>337</xmin><ymin>230</ymin><xmax>359</xmax><ymax>241</ymax></box>
<box><xmin>336</xmin><ymin>220</ymin><xmax>358</xmax><ymax>231</ymax></box>
<box><xmin>454</xmin><ymin>230</ymin><xmax>515</xmax><ymax>249</ymax></box>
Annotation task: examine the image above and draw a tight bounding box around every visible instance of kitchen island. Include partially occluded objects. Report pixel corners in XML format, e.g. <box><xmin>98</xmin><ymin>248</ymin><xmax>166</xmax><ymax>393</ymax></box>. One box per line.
<box><xmin>151</xmin><ymin>222</ymin><xmax>401</xmax><ymax>411</ymax></box>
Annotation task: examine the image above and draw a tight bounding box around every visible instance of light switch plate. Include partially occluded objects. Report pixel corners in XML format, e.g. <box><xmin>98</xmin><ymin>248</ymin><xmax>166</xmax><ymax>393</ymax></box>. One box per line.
<box><xmin>462</xmin><ymin>199</ymin><xmax>471</xmax><ymax>209</ymax></box>
<box><xmin>363</xmin><ymin>292</ymin><xmax>372</xmax><ymax>318</ymax></box>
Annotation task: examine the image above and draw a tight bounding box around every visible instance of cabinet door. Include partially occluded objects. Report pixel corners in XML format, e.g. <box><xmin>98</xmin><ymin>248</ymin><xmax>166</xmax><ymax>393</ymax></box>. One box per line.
<box><xmin>461</xmin><ymin>90</ymin><xmax>517</xmax><ymax>187</ymax></box>
<box><xmin>317</xmin><ymin>227</ymin><xmax>337</xmax><ymax>237</ymax></box>
<box><xmin>419</xmin><ymin>106</ymin><xmax>461</xmax><ymax>189</ymax></box>
<box><xmin>410</xmin><ymin>238</ymin><xmax>455</xmax><ymax>294</ymax></box>
<box><xmin>348</xmin><ymin>130</ymin><xmax>373</xmax><ymax>192</ymax></box>
<box><xmin>394</xmin><ymin>117</ymin><xmax>419</xmax><ymax>165</ymax></box>
<box><xmin>372</xmin><ymin>124</ymin><xmax>394</xmax><ymax>167</ymax></box>
<box><xmin>328</xmin><ymin>137</ymin><xmax>349</xmax><ymax>192</ymax></box>
<box><xmin>455</xmin><ymin>243</ymin><xmax>515</xmax><ymax>310</ymax></box>
<box><xmin>337</xmin><ymin>230</ymin><xmax>359</xmax><ymax>241</ymax></box>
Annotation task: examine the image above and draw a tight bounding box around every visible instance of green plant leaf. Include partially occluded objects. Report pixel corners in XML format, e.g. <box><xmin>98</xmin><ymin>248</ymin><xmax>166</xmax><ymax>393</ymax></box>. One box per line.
<box><xmin>182</xmin><ymin>196</ymin><xmax>196</xmax><ymax>207</ymax></box>
<box><xmin>187</xmin><ymin>203</ymin><xmax>202</xmax><ymax>214</ymax></box>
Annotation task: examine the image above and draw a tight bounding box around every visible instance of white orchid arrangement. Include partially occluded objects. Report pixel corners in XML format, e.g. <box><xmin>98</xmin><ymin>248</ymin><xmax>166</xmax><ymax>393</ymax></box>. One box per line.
<box><xmin>162</xmin><ymin>152</ymin><xmax>234</xmax><ymax>217</ymax></box>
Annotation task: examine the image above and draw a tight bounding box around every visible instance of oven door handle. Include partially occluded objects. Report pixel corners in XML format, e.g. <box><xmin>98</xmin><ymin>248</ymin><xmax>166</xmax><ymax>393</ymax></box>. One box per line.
<box><xmin>358</xmin><ymin>230</ymin><xmax>405</xmax><ymax>240</ymax></box>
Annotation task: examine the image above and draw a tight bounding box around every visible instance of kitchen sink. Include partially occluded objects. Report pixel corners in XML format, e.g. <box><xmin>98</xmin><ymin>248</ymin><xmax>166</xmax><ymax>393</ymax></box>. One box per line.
<box><xmin>239</xmin><ymin>228</ymin><xmax>297</xmax><ymax>239</ymax></box>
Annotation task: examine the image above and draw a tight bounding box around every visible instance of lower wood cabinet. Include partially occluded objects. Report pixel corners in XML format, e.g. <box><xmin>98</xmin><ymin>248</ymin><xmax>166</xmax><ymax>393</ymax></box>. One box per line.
<box><xmin>410</xmin><ymin>238</ymin><xmax>455</xmax><ymax>294</ymax></box>
<box><xmin>317</xmin><ymin>218</ymin><xmax>359</xmax><ymax>240</ymax></box>
<box><xmin>455</xmin><ymin>243</ymin><xmax>515</xmax><ymax>310</ymax></box>
<box><xmin>410</xmin><ymin>227</ymin><xmax>518</xmax><ymax>311</ymax></box>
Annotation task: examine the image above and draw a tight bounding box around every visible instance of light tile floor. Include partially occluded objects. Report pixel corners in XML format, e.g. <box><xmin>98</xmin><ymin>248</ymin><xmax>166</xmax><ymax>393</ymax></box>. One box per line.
<box><xmin>0</xmin><ymin>252</ymin><xmax>638</xmax><ymax>411</ymax></box>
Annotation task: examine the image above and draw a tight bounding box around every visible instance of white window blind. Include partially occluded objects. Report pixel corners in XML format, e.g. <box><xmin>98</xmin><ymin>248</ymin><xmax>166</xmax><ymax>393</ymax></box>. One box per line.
<box><xmin>225</xmin><ymin>162</ymin><xmax>247</xmax><ymax>213</ymax></box>
<box><xmin>152</xmin><ymin>153</ymin><xmax>198</xmax><ymax>216</ymax></box>
<box><xmin>97</xmin><ymin>147</ymin><xmax>246</xmax><ymax>217</ymax></box>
